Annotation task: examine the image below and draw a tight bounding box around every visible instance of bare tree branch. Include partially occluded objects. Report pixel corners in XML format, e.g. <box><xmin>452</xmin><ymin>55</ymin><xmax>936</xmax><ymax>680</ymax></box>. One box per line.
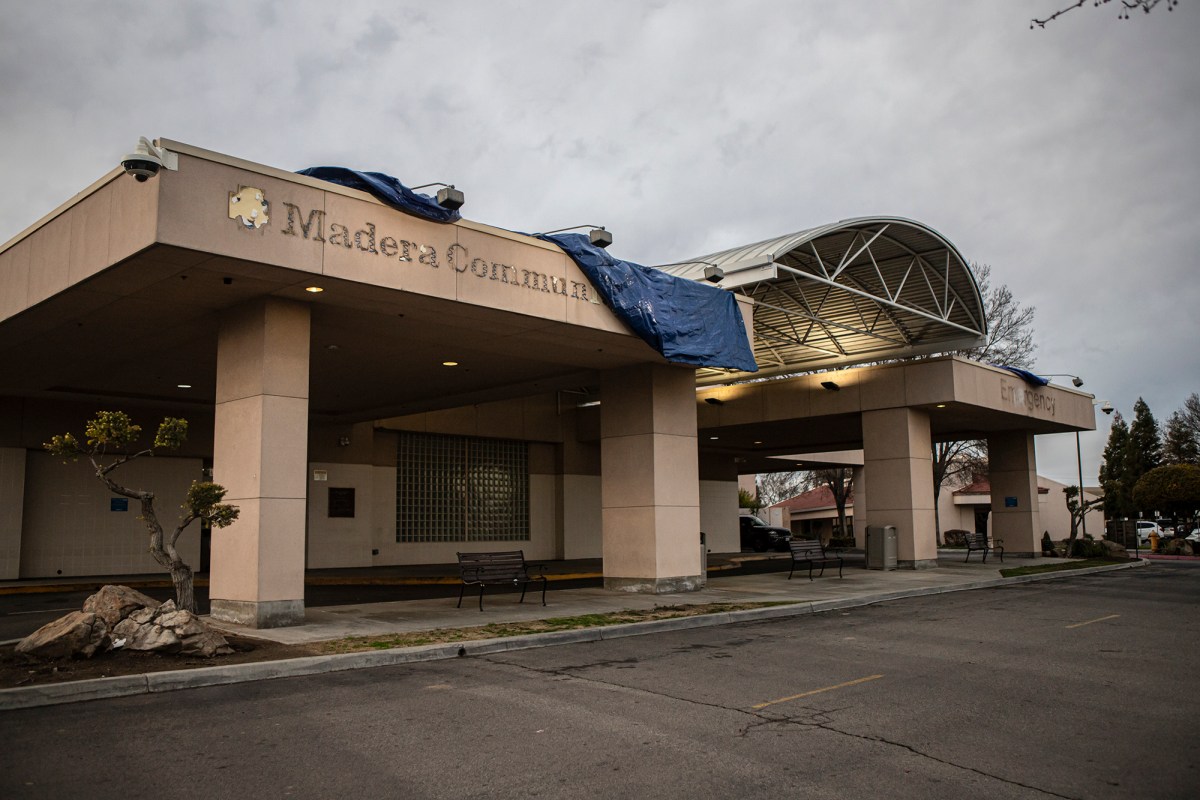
<box><xmin>1033</xmin><ymin>0</ymin><xmax>1179</xmax><ymax>28</ymax></box>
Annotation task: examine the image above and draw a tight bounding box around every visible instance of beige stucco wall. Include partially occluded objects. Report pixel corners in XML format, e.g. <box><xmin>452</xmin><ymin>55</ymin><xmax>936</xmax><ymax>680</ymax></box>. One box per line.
<box><xmin>21</xmin><ymin>451</ymin><xmax>202</xmax><ymax>578</ymax></box>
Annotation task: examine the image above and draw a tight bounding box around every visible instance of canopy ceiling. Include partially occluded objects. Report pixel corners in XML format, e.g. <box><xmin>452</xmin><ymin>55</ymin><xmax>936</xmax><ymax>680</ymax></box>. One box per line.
<box><xmin>656</xmin><ymin>217</ymin><xmax>987</xmax><ymax>383</ymax></box>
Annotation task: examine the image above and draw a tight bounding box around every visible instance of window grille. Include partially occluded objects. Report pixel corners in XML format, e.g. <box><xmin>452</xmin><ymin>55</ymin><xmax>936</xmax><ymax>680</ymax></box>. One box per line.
<box><xmin>396</xmin><ymin>432</ymin><xmax>529</xmax><ymax>542</ymax></box>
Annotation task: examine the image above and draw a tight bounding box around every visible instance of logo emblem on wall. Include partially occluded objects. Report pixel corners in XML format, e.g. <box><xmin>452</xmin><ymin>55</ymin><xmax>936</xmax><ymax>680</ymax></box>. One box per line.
<box><xmin>228</xmin><ymin>186</ymin><xmax>270</xmax><ymax>229</ymax></box>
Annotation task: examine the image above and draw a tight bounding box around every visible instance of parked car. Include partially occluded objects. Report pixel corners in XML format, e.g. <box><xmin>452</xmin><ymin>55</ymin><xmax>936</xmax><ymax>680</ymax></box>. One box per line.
<box><xmin>1185</xmin><ymin>528</ymin><xmax>1200</xmax><ymax>543</ymax></box>
<box><xmin>739</xmin><ymin>515</ymin><xmax>792</xmax><ymax>552</ymax></box>
<box><xmin>1136</xmin><ymin>521</ymin><xmax>1163</xmax><ymax>544</ymax></box>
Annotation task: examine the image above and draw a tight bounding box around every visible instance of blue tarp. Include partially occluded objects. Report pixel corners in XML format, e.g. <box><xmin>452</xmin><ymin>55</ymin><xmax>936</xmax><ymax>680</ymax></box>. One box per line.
<box><xmin>538</xmin><ymin>233</ymin><xmax>758</xmax><ymax>372</ymax></box>
<box><xmin>297</xmin><ymin>166</ymin><xmax>462</xmax><ymax>224</ymax></box>
<box><xmin>298</xmin><ymin>165</ymin><xmax>756</xmax><ymax>371</ymax></box>
<box><xmin>993</xmin><ymin>365</ymin><xmax>1049</xmax><ymax>386</ymax></box>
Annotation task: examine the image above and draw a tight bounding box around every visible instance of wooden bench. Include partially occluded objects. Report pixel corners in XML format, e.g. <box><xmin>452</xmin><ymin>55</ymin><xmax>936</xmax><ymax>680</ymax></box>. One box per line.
<box><xmin>788</xmin><ymin>539</ymin><xmax>844</xmax><ymax>581</ymax></box>
<box><xmin>457</xmin><ymin>550</ymin><xmax>547</xmax><ymax>611</ymax></box>
<box><xmin>964</xmin><ymin>531</ymin><xmax>1004</xmax><ymax>563</ymax></box>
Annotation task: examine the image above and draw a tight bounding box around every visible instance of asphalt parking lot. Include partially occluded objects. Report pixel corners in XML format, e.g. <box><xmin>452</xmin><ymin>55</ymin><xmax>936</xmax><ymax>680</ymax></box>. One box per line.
<box><xmin>2</xmin><ymin>562</ymin><xmax>1197</xmax><ymax>799</ymax></box>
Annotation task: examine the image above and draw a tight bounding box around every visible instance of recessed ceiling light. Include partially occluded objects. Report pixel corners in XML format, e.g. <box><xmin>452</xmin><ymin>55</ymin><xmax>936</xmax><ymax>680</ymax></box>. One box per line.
<box><xmin>936</xmin><ymin>404</ymin><xmax>947</xmax><ymax>408</ymax></box>
<box><xmin>305</xmin><ymin>286</ymin><xmax>324</xmax><ymax>293</ymax></box>
<box><xmin>709</xmin><ymin>436</ymin><xmax>719</xmax><ymax>440</ymax></box>
<box><xmin>753</xmin><ymin>440</ymin><xmax>763</xmax><ymax>445</ymax></box>
<box><xmin>177</xmin><ymin>384</ymin><xmax>191</xmax><ymax>389</ymax></box>
<box><xmin>326</xmin><ymin>344</ymin><xmax>339</xmax><ymax>351</ymax></box>
<box><xmin>442</xmin><ymin>361</ymin><xmax>459</xmax><ymax>367</ymax></box>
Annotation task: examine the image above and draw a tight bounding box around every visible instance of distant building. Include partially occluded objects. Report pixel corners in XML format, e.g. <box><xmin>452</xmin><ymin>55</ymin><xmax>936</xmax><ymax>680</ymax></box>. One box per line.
<box><xmin>770</xmin><ymin>475</ymin><xmax>1103</xmax><ymax>544</ymax></box>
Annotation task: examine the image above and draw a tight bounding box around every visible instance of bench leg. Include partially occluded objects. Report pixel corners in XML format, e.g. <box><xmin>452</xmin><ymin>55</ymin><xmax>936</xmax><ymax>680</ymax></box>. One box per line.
<box><xmin>478</xmin><ymin>584</ymin><xmax>485</xmax><ymax>612</ymax></box>
<box><xmin>457</xmin><ymin>583</ymin><xmax>466</xmax><ymax>608</ymax></box>
<box><xmin>788</xmin><ymin>560</ymin><xmax>796</xmax><ymax>580</ymax></box>
<box><xmin>982</xmin><ymin>548</ymin><xmax>988</xmax><ymax>564</ymax></box>
<box><xmin>540</xmin><ymin>577</ymin><xmax>547</xmax><ymax>606</ymax></box>
<box><xmin>519</xmin><ymin>581</ymin><xmax>528</xmax><ymax>604</ymax></box>
<box><xmin>837</xmin><ymin>560</ymin><xmax>843</xmax><ymax>579</ymax></box>
<box><xmin>808</xmin><ymin>562</ymin><xmax>814</xmax><ymax>581</ymax></box>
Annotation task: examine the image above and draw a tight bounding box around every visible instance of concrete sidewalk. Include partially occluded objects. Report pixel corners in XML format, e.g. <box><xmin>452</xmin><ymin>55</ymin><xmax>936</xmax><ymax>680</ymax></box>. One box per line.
<box><xmin>209</xmin><ymin>552</ymin><xmax>1111</xmax><ymax>645</ymax></box>
<box><xmin>1</xmin><ymin>555</ymin><xmax>1145</xmax><ymax>710</ymax></box>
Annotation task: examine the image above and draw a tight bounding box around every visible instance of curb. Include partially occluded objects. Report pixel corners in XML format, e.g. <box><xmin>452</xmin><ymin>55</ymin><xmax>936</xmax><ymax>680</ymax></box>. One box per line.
<box><xmin>0</xmin><ymin>559</ymin><xmax>1145</xmax><ymax>711</ymax></box>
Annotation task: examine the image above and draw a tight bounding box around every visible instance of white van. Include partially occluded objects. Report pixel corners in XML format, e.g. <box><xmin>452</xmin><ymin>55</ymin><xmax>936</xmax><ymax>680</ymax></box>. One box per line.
<box><xmin>1136</xmin><ymin>521</ymin><xmax>1163</xmax><ymax>544</ymax></box>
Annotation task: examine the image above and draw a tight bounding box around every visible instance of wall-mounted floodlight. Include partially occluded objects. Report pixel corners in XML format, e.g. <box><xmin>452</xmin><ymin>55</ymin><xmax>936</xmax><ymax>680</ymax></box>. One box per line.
<box><xmin>120</xmin><ymin>136</ymin><xmax>178</xmax><ymax>182</ymax></box>
<box><xmin>537</xmin><ymin>225</ymin><xmax>613</xmax><ymax>249</ymax></box>
<box><xmin>1041</xmin><ymin>373</ymin><xmax>1084</xmax><ymax>388</ymax></box>
<box><xmin>820</xmin><ymin>380</ymin><xmax>840</xmax><ymax>391</ymax></box>
<box><xmin>655</xmin><ymin>259</ymin><xmax>725</xmax><ymax>284</ymax></box>
<box><xmin>411</xmin><ymin>182</ymin><xmax>466</xmax><ymax>210</ymax></box>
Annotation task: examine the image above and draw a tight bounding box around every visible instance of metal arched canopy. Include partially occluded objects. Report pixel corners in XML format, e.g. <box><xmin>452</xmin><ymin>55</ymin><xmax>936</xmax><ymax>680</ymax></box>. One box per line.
<box><xmin>655</xmin><ymin>216</ymin><xmax>987</xmax><ymax>384</ymax></box>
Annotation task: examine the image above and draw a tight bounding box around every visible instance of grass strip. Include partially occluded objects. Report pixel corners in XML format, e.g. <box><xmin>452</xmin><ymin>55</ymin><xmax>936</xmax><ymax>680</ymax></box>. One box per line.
<box><xmin>318</xmin><ymin>601</ymin><xmax>797</xmax><ymax>654</ymax></box>
<box><xmin>999</xmin><ymin>559</ymin><xmax>1118</xmax><ymax>578</ymax></box>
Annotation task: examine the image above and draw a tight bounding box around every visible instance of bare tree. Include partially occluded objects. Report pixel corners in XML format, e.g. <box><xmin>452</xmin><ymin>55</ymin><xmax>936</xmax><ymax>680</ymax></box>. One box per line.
<box><xmin>803</xmin><ymin>468</ymin><xmax>854</xmax><ymax>540</ymax></box>
<box><xmin>1033</xmin><ymin>0</ymin><xmax>1180</xmax><ymax>28</ymax></box>
<box><xmin>756</xmin><ymin>470</ymin><xmax>806</xmax><ymax>508</ymax></box>
<box><xmin>45</xmin><ymin>411</ymin><xmax>239</xmax><ymax>613</ymax></box>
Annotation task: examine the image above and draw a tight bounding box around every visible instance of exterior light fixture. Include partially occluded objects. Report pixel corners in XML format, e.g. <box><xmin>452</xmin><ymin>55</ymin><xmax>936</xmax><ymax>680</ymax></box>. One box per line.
<box><xmin>337</xmin><ymin>436</ymin><xmax>351</xmax><ymax>447</ymax></box>
<box><xmin>536</xmin><ymin>225</ymin><xmax>613</xmax><ymax>249</ymax></box>
<box><xmin>821</xmin><ymin>380</ymin><xmax>840</xmax><ymax>391</ymax></box>
<box><xmin>411</xmin><ymin>182</ymin><xmax>466</xmax><ymax>210</ymax></box>
<box><xmin>753</xmin><ymin>440</ymin><xmax>763</xmax><ymax>445</ymax></box>
<box><xmin>936</xmin><ymin>404</ymin><xmax>947</xmax><ymax>408</ymax></box>
<box><xmin>709</xmin><ymin>436</ymin><xmax>719</xmax><ymax>440</ymax></box>
<box><xmin>1040</xmin><ymin>373</ymin><xmax>1084</xmax><ymax>388</ymax></box>
<box><xmin>305</xmin><ymin>286</ymin><xmax>324</xmax><ymax>293</ymax></box>
<box><xmin>177</xmin><ymin>384</ymin><xmax>191</xmax><ymax>389</ymax></box>
<box><xmin>442</xmin><ymin>361</ymin><xmax>459</xmax><ymax>367</ymax></box>
<box><xmin>655</xmin><ymin>259</ymin><xmax>725</xmax><ymax>284</ymax></box>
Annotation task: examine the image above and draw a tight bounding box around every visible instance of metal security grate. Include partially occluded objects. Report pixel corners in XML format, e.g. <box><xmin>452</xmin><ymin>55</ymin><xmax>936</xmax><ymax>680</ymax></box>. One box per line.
<box><xmin>397</xmin><ymin>432</ymin><xmax>529</xmax><ymax>543</ymax></box>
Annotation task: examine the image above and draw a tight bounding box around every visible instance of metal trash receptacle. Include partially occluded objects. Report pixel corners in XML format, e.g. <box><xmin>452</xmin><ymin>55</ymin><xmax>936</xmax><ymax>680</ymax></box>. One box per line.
<box><xmin>866</xmin><ymin>525</ymin><xmax>897</xmax><ymax>570</ymax></box>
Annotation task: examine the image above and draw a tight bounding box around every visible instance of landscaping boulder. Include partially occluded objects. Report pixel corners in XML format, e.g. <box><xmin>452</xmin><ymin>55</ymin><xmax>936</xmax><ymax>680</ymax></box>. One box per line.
<box><xmin>1160</xmin><ymin>538</ymin><xmax>1194</xmax><ymax>556</ymax></box>
<box><xmin>112</xmin><ymin>600</ymin><xmax>233</xmax><ymax>657</ymax></box>
<box><xmin>15</xmin><ymin>611</ymin><xmax>109</xmax><ymax>660</ymax></box>
<box><xmin>82</xmin><ymin>584</ymin><xmax>161</xmax><ymax>627</ymax></box>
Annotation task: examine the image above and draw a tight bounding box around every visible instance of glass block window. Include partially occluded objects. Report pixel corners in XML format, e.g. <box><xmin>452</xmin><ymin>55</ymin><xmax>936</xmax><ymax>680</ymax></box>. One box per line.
<box><xmin>397</xmin><ymin>432</ymin><xmax>529</xmax><ymax>542</ymax></box>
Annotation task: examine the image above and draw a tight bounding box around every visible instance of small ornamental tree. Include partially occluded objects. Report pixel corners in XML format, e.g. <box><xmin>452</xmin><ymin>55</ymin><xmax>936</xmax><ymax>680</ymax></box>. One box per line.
<box><xmin>44</xmin><ymin>411</ymin><xmax>239</xmax><ymax>613</ymax></box>
<box><xmin>1063</xmin><ymin>486</ymin><xmax>1103</xmax><ymax>551</ymax></box>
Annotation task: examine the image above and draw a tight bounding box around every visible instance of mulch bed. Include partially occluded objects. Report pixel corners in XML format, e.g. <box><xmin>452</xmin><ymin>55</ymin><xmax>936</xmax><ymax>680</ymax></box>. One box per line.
<box><xmin>0</xmin><ymin>635</ymin><xmax>322</xmax><ymax>688</ymax></box>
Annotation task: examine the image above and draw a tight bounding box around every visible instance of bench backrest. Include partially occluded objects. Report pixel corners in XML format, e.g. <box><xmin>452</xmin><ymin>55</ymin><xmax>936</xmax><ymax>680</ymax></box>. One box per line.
<box><xmin>458</xmin><ymin>550</ymin><xmax>528</xmax><ymax>582</ymax></box>
<box><xmin>789</xmin><ymin>539</ymin><xmax>826</xmax><ymax>559</ymax></box>
<box><xmin>964</xmin><ymin>532</ymin><xmax>990</xmax><ymax>549</ymax></box>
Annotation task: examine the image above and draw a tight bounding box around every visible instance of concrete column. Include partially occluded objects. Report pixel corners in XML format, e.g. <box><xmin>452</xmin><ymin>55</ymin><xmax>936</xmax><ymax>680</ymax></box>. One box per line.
<box><xmin>209</xmin><ymin>298</ymin><xmax>310</xmax><ymax>628</ymax></box>
<box><xmin>862</xmin><ymin>408</ymin><xmax>937</xmax><ymax>568</ymax></box>
<box><xmin>987</xmin><ymin>431</ymin><xmax>1042</xmax><ymax>558</ymax></box>
<box><xmin>851</xmin><ymin>465</ymin><xmax>866</xmax><ymax>548</ymax></box>
<box><xmin>600</xmin><ymin>363</ymin><xmax>702</xmax><ymax>592</ymax></box>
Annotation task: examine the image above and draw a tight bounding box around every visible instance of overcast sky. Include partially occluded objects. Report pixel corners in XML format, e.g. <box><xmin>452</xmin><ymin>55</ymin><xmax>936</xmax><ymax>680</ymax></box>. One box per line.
<box><xmin>1</xmin><ymin>1</ymin><xmax>1197</xmax><ymax>487</ymax></box>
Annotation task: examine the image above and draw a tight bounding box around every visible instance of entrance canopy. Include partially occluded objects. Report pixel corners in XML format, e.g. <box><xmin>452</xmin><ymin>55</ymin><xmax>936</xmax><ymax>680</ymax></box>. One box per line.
<box><xmin>656</xmin><ymin>217</ymin><xmax>986</xmax><ymax>383</ymax></box>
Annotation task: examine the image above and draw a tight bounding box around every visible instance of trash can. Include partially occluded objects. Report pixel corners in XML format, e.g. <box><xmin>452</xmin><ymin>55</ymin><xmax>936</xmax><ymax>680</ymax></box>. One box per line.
<box><xmin>866</xmin><ymin>525</ymin><xmax>897</xmax><ymax>570</ymax></box>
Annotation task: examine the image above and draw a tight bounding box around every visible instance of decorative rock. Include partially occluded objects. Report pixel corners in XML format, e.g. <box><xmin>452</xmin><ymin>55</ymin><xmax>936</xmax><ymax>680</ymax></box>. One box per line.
<box><xmin>110</xmin><ymin>601</ymin><xmax>233</xmax><ymax>657</ymax></box>
<box><xmin>82</xmin><ymin>585</ymin><xmax>160</xmax><ymax>627</ymax></box>
<box><xmin>15</xmin><ymin>611</ymin><xmax>109</xmax><ymax>660</ymax></box>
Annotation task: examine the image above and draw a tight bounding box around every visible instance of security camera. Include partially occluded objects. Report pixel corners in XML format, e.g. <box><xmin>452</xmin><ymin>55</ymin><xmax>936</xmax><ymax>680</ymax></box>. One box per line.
<box><xmin>120</xmin><ymin>137</ymin><xmax>177</xmax><ymax>182</ymax></box>
<box><xmin>1100</xmin><ymin>401</ymin><xmax>1114</xmax><ymax>415</ymax></box>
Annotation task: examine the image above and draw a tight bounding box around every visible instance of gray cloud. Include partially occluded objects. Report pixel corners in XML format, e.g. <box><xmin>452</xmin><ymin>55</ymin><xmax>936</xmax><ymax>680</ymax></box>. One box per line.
<box><xmin>1</xmin><ymin>0</ymin><xmax>1196</xmax><ymax>484</ymax></box>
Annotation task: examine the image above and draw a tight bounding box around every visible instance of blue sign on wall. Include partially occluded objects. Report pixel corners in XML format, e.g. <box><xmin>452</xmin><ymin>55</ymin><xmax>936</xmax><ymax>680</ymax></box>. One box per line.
<box><xmin>110</xmin><ymin>498</ymin><xmax>129</xmax><ymax>512</ymax></box>
<box><xmin>1004</xmin><ymin>496</ymin><xmax>1018</xmax><ymax>508</ymax></box>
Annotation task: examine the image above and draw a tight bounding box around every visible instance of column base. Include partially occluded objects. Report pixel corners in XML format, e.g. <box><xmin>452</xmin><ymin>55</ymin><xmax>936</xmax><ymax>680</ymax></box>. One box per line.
<box><xmin>898</xmin><ymin>559</ymin><xmax>939</xmax><ymax>570</ymax></box>
<box><xmin>604</xmin><ymin>575</ymin><xmax>704</xmax><ymax>593</ymax></box>
<box><xmin>210</xmin><ymin>599</ymin><xmax>305</xmax><ymax>629</ymax></box>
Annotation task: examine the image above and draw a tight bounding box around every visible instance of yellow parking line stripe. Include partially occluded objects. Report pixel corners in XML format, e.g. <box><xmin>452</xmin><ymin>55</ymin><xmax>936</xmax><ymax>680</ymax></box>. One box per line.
<box><xmin>752</xmin><ymin>674</ymin><xmax>884</xmax><ymax>710</ymax></box>
<box><xmin>1065</xmin><ymin>614</ymin><xmax>1120</xmax><ymax>629</ymax></box>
